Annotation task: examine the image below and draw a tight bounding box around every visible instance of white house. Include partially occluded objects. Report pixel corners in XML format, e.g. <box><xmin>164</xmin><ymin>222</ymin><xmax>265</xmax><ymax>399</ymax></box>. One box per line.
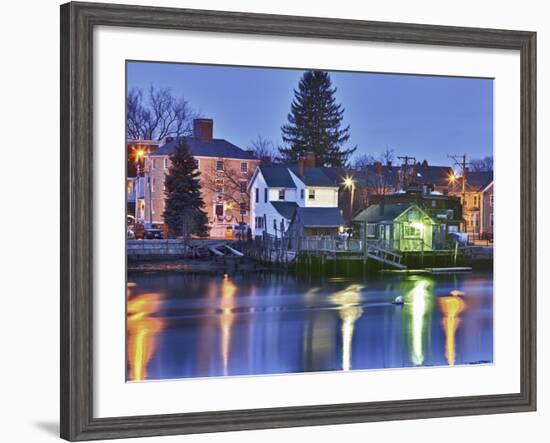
<box><xmin>248</xmin><ymin>154</ymin><xmax>341</xmax><ymax>238</ymax></box>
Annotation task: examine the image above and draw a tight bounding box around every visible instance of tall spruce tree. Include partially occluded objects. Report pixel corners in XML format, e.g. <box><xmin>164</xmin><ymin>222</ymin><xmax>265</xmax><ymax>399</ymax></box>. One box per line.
<box><xmin>162</xmin><ymin>140</ymin><xmax>209</xmax><ymax>238</ymax></box>
<box><xmin>280</xmin><ymin>70</ymin><xmax>356</xmax><ymax>167</ymax></box>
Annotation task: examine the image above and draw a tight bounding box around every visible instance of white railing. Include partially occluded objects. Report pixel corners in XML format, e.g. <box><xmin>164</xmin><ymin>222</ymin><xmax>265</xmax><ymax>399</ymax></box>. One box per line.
<box><xmin>300</xmin><ymin>237</ymin><xmax>363</xmax><ymax>252</ymax></box>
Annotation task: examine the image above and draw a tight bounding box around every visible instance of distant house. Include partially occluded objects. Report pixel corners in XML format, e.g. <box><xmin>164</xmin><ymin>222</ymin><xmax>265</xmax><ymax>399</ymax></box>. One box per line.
<box><xmin>144</xmin><ymin>119</ymin><xmax>260</xmax><ymax>238</ymax></box>
<box><xmin>248</xmin><ymin>152</ymin><xmax>340</xmax><ymax>238</ymax></box>
<box><xmin>449</xmin><ymin>171</ymin><xmax>494</xmax><ymax>241</ymax></box>
<box><xmin>288</xmin><ymin>207</ymin><xmax>345</xmax><ymax>247</ymax></box>
<box><xmin>352</xmin><ymin>203</ymin><xmax>451</xmax><ymax>252</ymax></box>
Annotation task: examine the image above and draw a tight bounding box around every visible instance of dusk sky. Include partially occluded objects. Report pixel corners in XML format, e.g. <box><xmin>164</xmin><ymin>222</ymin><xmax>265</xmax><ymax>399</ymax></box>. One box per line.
<box><xmin>127</xmin><ymin>61</ymin><xmax>493</xmax><ymax>167</ymax></box>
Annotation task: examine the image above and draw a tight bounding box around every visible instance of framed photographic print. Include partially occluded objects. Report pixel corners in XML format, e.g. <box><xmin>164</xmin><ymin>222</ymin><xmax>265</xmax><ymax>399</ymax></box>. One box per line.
<box><xmin>60</xmin><ymin>1</ymin><xmax>536</xmax><ymax>441</ymax></box>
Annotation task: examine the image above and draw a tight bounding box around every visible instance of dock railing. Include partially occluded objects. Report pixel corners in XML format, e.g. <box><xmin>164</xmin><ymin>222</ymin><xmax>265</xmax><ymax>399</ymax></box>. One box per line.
<box><xmin>300</xmin><ymin>237</ymin><xmax>363</xmax><ymax>253</ymax></box>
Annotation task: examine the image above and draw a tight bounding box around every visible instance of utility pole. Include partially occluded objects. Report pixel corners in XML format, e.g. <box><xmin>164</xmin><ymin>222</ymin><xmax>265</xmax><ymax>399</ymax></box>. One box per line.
<box><xmin>448</xmin><ymin>154</ymin><xmax>470</xmax><ymax>238</ymax></box>
<box><xmin>397</xmin><ymin>155</ymin><xmax>416</xmax><ymax>188</ymax></box>
<box><xmin>447</xmin><ymin>154</ymin><xmax>469</xmax><ymax>202</ymax></box>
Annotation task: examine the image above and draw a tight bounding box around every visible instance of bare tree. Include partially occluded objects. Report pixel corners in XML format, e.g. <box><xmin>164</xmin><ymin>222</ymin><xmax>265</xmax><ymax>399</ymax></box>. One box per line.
<box><xmin>470</xmin><ymin>155</ymin><xmax>493</xmax><ymax>172</ymax></box>
<box><xmin>127</xmin><ymin>85</ymin><xmax>197</xmax><ymax>141</ymax></box>
<box><xmin>354</xmin><ymin>153</ymin><xmax>376</xmax><ymax>170</ymax></box>
<box><xmin>202</xmin><ymin>162</ymin><xmax>256</xmax><ymax>223</ymax></box>
<box><xmin>380</xmin><ymin>147</ymin><xmax>395</xmax><ymax>165</ymax></box>
<box><xmin>248</xmin><ymin>135</ymin><xmax>276</xmax><ymax>163</ymax></box>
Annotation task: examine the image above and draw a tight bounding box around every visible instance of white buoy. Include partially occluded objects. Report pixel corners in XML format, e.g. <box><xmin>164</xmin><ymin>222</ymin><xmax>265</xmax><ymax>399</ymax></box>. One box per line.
<box><xmin>392</xmin><ymin>295</ymin><xmax>404</xmax><ymax>305</ymax></box>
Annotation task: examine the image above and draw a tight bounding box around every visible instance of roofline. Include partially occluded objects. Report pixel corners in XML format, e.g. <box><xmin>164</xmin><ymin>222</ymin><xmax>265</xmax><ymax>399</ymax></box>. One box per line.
<box><xmin>480</xmin><ymin>180</ymin><xmax>494</xmax><ymax>193</ymax></box>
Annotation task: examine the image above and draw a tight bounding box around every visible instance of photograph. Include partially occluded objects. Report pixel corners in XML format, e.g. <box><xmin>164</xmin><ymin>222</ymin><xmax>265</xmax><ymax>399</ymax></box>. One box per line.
<box><xmin>125</xmin><ymin>61</ymin><xmax>494</xmax><ymax>382</ymax></box>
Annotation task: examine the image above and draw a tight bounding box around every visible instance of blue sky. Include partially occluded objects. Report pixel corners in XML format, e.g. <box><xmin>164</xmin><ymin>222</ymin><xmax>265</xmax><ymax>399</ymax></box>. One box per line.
<box><xmin>127</xmin><ymin>61</ymin><xmax>493</xmax><ymax>166</ymax></box>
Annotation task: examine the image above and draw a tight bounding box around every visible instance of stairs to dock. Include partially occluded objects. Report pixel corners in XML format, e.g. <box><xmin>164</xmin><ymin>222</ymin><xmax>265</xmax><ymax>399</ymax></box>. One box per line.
<box><xmin>366</xmin><ymin>244</ymin><xmax>407</xmax><ymax>269</ymax></box>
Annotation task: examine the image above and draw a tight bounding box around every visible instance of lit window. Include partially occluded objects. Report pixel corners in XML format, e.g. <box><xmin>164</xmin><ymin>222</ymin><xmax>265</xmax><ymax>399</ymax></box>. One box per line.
<box><xmin>216</xmin><ymin>160</ymin><xmax>224</xmax><ymax>171</ymax></box>
<box><xmin>308</xmin><ymin>189</ymin><xmax>315</xmax><ymax>200</ymax></box>
<box><xmin>278</xmin><ymin>189</ymin><xmax>285</xmax><ymax>200</ymax></box>
<box><xmin>241</xmin><ymin>162</ymin><xmax>248</xmax><ymax>173</ymax></box>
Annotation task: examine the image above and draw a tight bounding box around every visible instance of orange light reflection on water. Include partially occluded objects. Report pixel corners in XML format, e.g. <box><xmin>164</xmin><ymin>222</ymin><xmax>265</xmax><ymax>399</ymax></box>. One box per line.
<box><xmin>437</xmin><ymin>291</ymin><xmax>467</xmax><ymax>366</ymax></box>
<box><xmin>127</xmin><ymin>291</ymin><xmax>164</xmax><ymax>381</ymax></box>
<box><xmin>220</xmin><ymin>275</ymin><xmax>237</xmax><ymax>375</ymax></box>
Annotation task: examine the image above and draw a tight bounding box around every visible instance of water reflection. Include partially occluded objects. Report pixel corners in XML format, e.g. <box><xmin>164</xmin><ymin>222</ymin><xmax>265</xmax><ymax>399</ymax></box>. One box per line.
<box><xmin>126</xmin><ymin>272</ymin><xmax>493</xmax><ymax>380</ymax></box>
<box><xmin>329</xmin><ymin>285</ymin><xmax>364</xmax><ymax>370</ymax></box>
<box><xmin>402</xmin><ymin>277</ymin><xmax>435</xmax><ymax>366</ymax></box>
<box><xmin>127</xmin><ymin>287</ymin><xmax>165</xmax><ymax>381</ymax></box>
<box><xmin>438</xmin><ymin>291</ymin><xmax>467</xmax><ymax>365</ymax></box>
<box><xmin>220</xmin><ymin>275</ymin><xmax>237</xmax><ymax>375</ymax></box>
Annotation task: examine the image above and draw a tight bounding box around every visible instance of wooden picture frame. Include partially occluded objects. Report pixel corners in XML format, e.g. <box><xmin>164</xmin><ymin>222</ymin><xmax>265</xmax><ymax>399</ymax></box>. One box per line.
<box><xmin>60</xmin><ymin>2</ymin><xmax>536</xmax><ymax>440</ymax></box>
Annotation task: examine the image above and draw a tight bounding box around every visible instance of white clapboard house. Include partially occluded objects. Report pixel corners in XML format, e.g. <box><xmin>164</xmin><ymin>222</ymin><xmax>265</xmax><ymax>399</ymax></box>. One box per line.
<box><xmin>248</xmin><ymin>153</ymin><xmax>343</xmax><ymax>238</ymax></box>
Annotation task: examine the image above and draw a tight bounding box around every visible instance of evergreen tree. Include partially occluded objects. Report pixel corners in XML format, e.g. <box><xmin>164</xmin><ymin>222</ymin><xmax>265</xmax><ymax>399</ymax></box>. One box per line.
<box><xmin>280</xmin><ymin>70</ymin><xmax>356</xmax><ymax>167</ymax></box>
<box><xmin>162</xmin><ymin>140</ymin><xmax>209</xmax><ymax>238</ymax></box>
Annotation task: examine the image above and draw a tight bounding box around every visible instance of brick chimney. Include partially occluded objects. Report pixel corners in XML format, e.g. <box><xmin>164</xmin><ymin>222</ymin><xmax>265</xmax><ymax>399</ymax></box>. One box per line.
<box><xmin>298</xmin><ymin>156</ymin><xmax>305</xmax><ymax>177</ymax></box>
<box><xmin>193</xmin><ymin>118</ymin><xmax>213</xmax><ymax>142</ymax></box>
<box><xmin>304</xmin><ymin>151</ymin><xmax>316</xmax><ymax>168</ymax></box>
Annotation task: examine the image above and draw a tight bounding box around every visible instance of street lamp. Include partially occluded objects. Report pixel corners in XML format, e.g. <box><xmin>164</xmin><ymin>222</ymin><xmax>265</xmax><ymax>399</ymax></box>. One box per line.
<box><xmin>343</xmin><ymin>175</ymin><xmax>355</xmax><ymax>221</ymax></box>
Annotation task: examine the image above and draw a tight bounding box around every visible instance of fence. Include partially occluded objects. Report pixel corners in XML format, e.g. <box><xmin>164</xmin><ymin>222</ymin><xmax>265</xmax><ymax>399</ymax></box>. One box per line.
<box><xmin>299</xmin><ymin>237</ymin><xmax>363</xmax><ymax>253</ymax></box>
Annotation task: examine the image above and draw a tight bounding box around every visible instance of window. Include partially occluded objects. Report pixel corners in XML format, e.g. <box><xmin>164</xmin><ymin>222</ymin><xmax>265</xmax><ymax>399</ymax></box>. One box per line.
<box><xmin>151</xmin><ymin>177</ymin><xmax>156</xmax><ymax>193</ymax></box>
<box><xmin>239</xmin><ymin>203</ymin><xmax>247</xmax><ymax>215</ymax></box>
<box><xmin>300</xmin><ymin>189</ymin><xmax>304</xmax><ymax>199</ymax></box>
<box><xmin>255</xmin><ymin>188</ymin><xmax>259</xmax><ymax>203</ymax></box>
<box><xmin>241</xmin><ymin>162</ymin><xmax>248</xmax><ymax>173</ymax></box>
<box><xmin>278</xmin><ymin>189</ymin><xmax>285</xmax><ymax>200</ymax></box>
<box><xmin>473</xmin><ymin>195</ymin><xmax>479</xmax><ymax>207</ymax></box>
<box><xmin>264</xmin><ymin>188</ymin><xmax>268</xmax><ymax>203</ymax></box>
<box><xmin>151</xmin><ymin>159</ymin><xmax>157</xmax><ymax>169</ymax></box>
<box><xmin>273</xmin><ymin>219</ymin><xmax>277</xmax><ymax>230</ymax></box>
<box><xmin>404</xmin><ymin>224</ymin><xmax>422</xmax><ymax>238</ymax></box>
<box><xmin>215</xmin><ymin>179</ymin><xmax>224</xmax><ymax>193</ymax></box>
<box><xmin>490</xmin><ymin>213</ymin><xmax>494</xmax><ymax>227</ymax></box>
<box><xmin>255</xmin><ymin>216</ymin><xmax>264</xmax><ymax>230</ymax></box>
<box><xmin>216</xmin><ymin>160</ymin><xmax>224</xmax><ymax>171</ymax></box>
<box><xmin>240</xmin><ymin>181</ymin><xmax>247</xmax><ymax>193</ymax></box>
<box><xmin>164</xmin><ymin>158</ymin><xmax>169</xmax><ymax>169</ymax></box>
<box><xmin>490</xmin><ymin>194</ymin><xmax>494</xmax><ymax>207</ymax></box>
<box><xmin>308</xmin><ymin>188</ymin><xmax>315</xmax><ymax>200</ymax></box>
<box><xmin>215</xmin><ymin>204</ymin><xmax>224</xmax><ymax>217</ymax></box>
<box><xmin>366</xmin><ymin>224</ymin><xmax>376</xmax><ymax>238</ymax></box>
<box><xmin>194</xmin><ymin>159</ymin><xmax>200</xmax><ymax>170</ymax></box>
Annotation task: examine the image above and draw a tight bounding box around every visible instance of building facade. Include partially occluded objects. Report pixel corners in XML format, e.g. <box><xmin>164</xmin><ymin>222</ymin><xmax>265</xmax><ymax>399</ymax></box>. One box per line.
<box><xmin>449</xmin><ymin>171</ymin><xmax>494</xmax><ymax>241</ymax></box>
<box><xmin>141</xmin><ymin>119</ymin><xmax>260</xmax><ymax>238</ymax></box>
<box><xmin>248</xmin><ymin>153</ymin><xmax>341</xmax><ymax>238</ymax></box>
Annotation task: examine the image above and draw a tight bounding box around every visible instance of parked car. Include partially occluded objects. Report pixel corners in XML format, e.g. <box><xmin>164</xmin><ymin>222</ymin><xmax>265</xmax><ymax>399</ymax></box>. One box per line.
<box><xmin>133</xmin><ymin>223</ymin><xmax>163</xmax><ymax>240</ymax></box>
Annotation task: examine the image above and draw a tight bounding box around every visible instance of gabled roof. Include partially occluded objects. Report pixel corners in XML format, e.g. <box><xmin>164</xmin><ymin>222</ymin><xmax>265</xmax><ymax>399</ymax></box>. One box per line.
<box><xmin>258</xmin><ymin>164</ymin><xmax>296</xmax><ymax>188</ymax></box>
<box><xmin>293</xmin><ymin>207</ymin><xmax>345</xmax><ymax>228</ymax></box>
<box><xmin>289</xmin><ymin>166</ymin><xmax>338</xmax><ymax>187</ymax></box>
<box><xmin>151</xmin><ymin>136</ymin><xmax>256</xmax><ymax>160</ymax></box>
<box><xmin>462</xmin><ymin>171</ymin><xmax>494</xmax><ymax>192</ymax></box>
<box><xmin>271</xmin><ymin>201</ymin><xmax>299</xmax><ymax>220</ymax></box>
<box><xmin>413</xmin><ymin>165</ymin><xmax>454</xmax><ymax>187</ymax></box>
<box><xmin>353</xmin><ymin>203</ymin><xmax>413</xmax><ymax>223</ymax></box>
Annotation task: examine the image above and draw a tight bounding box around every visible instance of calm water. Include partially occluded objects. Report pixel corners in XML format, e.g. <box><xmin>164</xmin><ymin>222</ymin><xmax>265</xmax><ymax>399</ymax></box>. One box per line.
<box><xmin>127</xmin><ymin>271</ymin><xmax>493</xmax><ymax>381</ymax></box>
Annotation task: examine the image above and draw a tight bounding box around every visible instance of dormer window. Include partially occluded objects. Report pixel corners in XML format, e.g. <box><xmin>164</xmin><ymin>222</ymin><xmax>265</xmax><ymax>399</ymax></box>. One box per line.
<box><xmin>308</xmin><ymin>189</ymin><xmax>315</xmax><ymax>200</ymax></box>
<box><xmin>278</xmin><ymin>189</ymin><xmax>285</xmax><ymax>200</ymax></box>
